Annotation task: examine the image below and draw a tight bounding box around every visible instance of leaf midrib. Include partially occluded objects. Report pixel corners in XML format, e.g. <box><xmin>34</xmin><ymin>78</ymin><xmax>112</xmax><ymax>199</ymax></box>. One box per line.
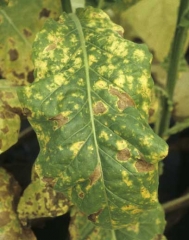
<box><xmin>69</xmin><ymin>13</ymin><xmax>111</xmax><ymax>223</ymax></box>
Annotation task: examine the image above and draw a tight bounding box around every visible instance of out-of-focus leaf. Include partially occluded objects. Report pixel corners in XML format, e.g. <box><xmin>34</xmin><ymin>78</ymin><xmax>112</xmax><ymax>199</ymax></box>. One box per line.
<box><xmin>0</xmin><ymin>80</ymin><xmax>22</xmax><ymax>153</ymax></box>
<box><xmin>120</xmin><ymin>0</ymin><xmax>180</xmax><ymax>61</ymax></box>
<box><xmin>69</xmin><ymin>206</ymin><xmax>166</xmax><ymax>240</ymax></box>
<box><xmin>17</xmin><ymin>170</ymin><xmax>70</xmax><ymax>226</ymax></box>
<box><xmin>0</xmin><ymin>0</ymin><xmax>61</xmax><ymax>85</ymax></box>
<box><xmin>17</xmin><ymin>7</ymin><xmax>168</xmax><ymax>229</ymax></box>
<box><xmin>86</xmin><ymin>0</ymin><xmax>143</xmax><ymax>9</ymax></box>
<box><xmin>0</xmin><ymin>167</ymin><xmax>36</xmax><ymax>240</ymax></box>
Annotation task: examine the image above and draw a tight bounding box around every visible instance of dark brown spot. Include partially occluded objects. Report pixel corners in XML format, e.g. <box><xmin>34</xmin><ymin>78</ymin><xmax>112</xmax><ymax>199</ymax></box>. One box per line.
<box><xmin>39</xmin><ymin>8</ymin><xmax>51</xmax><ymax>18</ymax></box>
<box><xmin>49</xmin><ymin>114</ymin><xmax>69</xmax><ymax>128</ymax></box>
<box><xmin>1</xmin><ymin>126</ymin><xmax>9</xmax><ymax>134</ymax></box>
<box><xmin>45</xmin><ymin>43</ymin><xmax>57</xmax><ymax>51</ymax></box>
<box><xmin>135</xmin><ymin>160</ymin><xmax>154</xmax><ymax>172</ymax></box>
<box><xmin>42</xmin><ymin>177</ymin><xmax>56</xmax><ymax>187</ymax></box>
<box><xmin>8</xmin><ymin>49</ymin><xmax>19</xmax><ymax>61</ymax></box>
<box><xmin>93</xmin><ymin>101</ymin><xmax>107</xmax><ymax>115</ymax></box>
<box><xmin>0</xmin><ymin>139</ymin><xmax>2</xmax><ymax>149</ymax></box>
<box><xmin>0</xmin><ymin>211</ymin><xmax>11</xmax><ymax>227</ymax></box>
<box><xmin>88</xmin><ymin>208</ymin><xmax>103</xmax><ymax>223</ymax></box>
<box><xmin>89</xmin><ymin>165</ymin><xmax>101</xmax><ymax>186</ymax></box>
<box><xmin>109</xmin><ymin>87</ymin><xmax>135</xmax><ymax>110</ymax></box>
<box><xmin>36</xmin><ymin>193</ymin><xmax>40</xmax><ymax>201</ymax></box>
<box><xmin>117</xmin><ymin>148</ymin><xmax>130</xmax><ymax>161</ymax></box>
<box><xmin>26</xmin><ymin>201</ymin><xmax>33</xmax><ymax>206</ymax></box>
<box><xmin>23</xmin><ymin>28</ymin><xmax>32</xmax><ymax>37</ymax></box>
<box><xmin>27</xmin><ymin>70</ymin><xmax>34</xmax><ymax>83</ymax></box>
<box><xmin>78</xmin><ymin>192</ymin><xmax>84</xmax><ymax>199</ymax></box>
<box><xmin>149</xmin><ymin>108</ymin><xmax>155</xmax><ymax>117</ymax></box>
<box><xmin>23</xmin><ymin>108</ymin><xmax>32</xmax><ymax>117</ymax></box>
<box><xmin>13</xmin><ymin>71</ymin><xmax>25</xmax><ymax>79</ymax></box>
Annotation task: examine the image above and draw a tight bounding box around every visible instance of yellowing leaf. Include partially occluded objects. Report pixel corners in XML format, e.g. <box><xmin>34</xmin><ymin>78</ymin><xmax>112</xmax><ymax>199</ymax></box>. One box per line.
<box><xmin>0</xmin><ymin>167</ymin><xmax>36</xmax><ymax>240</ymax></box>
<box><xmin>0</xmin><ymin>0</ymin><xmax>61</xmax><ymax>85</ymax></box>
<box><xmin>17</xmin><ymin>7</ymin><xmax>168</xmax><ymax>230</ymax></box>
<box><xmin>0</xmin><ymin>80</ymin><xmax>22</xmax><ymax>153</ymax></box>
<box><xmin>17</xmin><ymin>172</ymin><xmax>70</xmax><ymax>226</ymax></box>
<box><xmin>121</xmin><ymin>0</ymin><xmax>180</xmax><ymax>61</ymax></box>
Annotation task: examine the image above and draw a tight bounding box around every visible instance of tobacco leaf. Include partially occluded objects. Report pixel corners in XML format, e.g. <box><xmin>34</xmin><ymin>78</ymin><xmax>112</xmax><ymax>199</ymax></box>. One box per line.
<box><xmin>120</xmin><ymin>0</ymin><xmax>181</xmax><ymax>62</ymax></box>
<box><xmin>0</xmin><ymin>80</ymin><xmax>22</xmax><ymax>153</ymax></box>
<box><xmin>0</xmin><ymin>167</ymin><xmax>36</xmax><ymax>240</ymax></box>
<box><xmin>69</xmin><ymin>206</ymin><xmax>166</xmax><ymax>240</ymax></box>
<box><xmin>0</xmin><ymin>0</ymin><xmax>61</xmax><ymax>85</ymax></box>
<box><xmin>17</xmin><ymin>170</ymin><xmax>70</xmax><ymax>226</ymax></box>
<box><xmin>17</xmin><ymin>7</ymin><xmax>168</xmax><ymax>229</ymax></box>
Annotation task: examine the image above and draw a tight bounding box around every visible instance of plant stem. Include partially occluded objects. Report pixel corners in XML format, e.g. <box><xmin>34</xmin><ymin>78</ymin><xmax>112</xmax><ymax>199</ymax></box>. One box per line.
<box><xmin>155</xmin><ymin>0</ymin><xmax>189</xmax><ymax>137</ymax></box>
<box><xmin>97</xmin><ymin>0</ymin><xmax>104</xmax><ymax>9</ymax></box>
<box><xmin>61</xmin><ymin>0</ymin><xmax>72</xmax><ymax>13</ymax></box>
<box><xmin>163</xmin><ymin>193</ymin><xmax>189</xmax><ymax>213</ymax></box>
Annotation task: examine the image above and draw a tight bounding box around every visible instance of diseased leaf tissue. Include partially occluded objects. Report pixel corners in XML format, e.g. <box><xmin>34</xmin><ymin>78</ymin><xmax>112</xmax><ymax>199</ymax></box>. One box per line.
<box><xmin>17</xmin><ymin>6</ymin><xmax>168</xmax><ymax>234</ymax></box>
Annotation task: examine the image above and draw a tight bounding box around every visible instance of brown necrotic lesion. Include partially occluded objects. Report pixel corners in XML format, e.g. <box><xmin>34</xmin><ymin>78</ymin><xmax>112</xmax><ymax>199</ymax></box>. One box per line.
<box><xmin>93</xmin><ymin>101</ymin><xmax>107</xmax><ymax>115</ymax></box>
<box><xmin>109</xmin><ymin>86</ymin><xmax>135</xmax><ymax>111</ymax></box>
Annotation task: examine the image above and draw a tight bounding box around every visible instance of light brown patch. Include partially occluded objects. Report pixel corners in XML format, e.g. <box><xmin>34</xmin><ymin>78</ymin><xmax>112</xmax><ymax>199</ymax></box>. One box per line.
<box><xmin>0</xmin><ymin>211</ymin><xmax>11</xmax><ymax>227</ymax></box>
<box><xmin>45</xmin><ymin>43</ymin><xmax>57</xmax><ymax>51</ymax></box>
<box><xmin>78</xmin><ymin>192</ymin><xmax>84</xmax><ymax>199</ymax></box>
<box><xmin>5</xmin><ymin>92</ymin><xmax>14</xmax><ymax>99</ymax></box>
<box><xmin>1</xmin><ymin>126</ymin><xmax>9</xmax><ymax>134</ymax></box>
<box><xmin>42</xmin><ymin>177</ymin><xmax>56</xmax><ymax>187</ymax></box>
<box><xmin>93</xmin><ymin>101</ymin><xmax>107</xmax><ymax>115</ymax></box>
<box><xmin>13</xmin><ymin>71</ymin><xmax>25</xmax><ymax>79</ymax></box>
<box><xmin>135</xmin><ymin>160</ymin><xmax>154</xmax><ymax>172</ymax></box>
<box><xmin>89</xmin><ymin>165</ymin><xmax>101</xmax><ymax>186</ymax></box>
<box><xmin>49</xmin><ymin>114</ymin><xmax>69</xmax><ymax>128</ymax></box>
<box><xmin>109</xmin><ymin>87</ymin><xmax>135</xmax><ymax>110</ymax></box>
<box><xmin>88</xmin><ymin>208</ymin><xmax>103</xmax><ymax>223</ymax></box>
<box><xmin>23</xmin><ymin>108</ymin><xmax>32</xmax><ymax>117</ymax></box>
<box><xmin>8</xmin><ymin>49</ymin><xmax>19</xmax><ymax>61</ymax></box>
<box><xmin>153</xmin><ymin>234</ymin><xmax>164</xmax><ymax>240</ymax></box>
<box><xmin>117</xmin><ymin>148</ymin><xmax>130</xmax><ymax>161</ymax></box>
<box><xmin>23</xmin><ymin>28</ymin><xmax>32</xmax><ymax>37</ymax></box>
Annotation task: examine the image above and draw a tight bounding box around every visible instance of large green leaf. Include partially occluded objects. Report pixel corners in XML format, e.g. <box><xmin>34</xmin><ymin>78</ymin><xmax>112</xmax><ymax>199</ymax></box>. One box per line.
<box><xmin>17</xmin><ymin>7</ymin><xmax>168</xmax><ymax>229</ymax></box>
<box><xmin>0</xmin><ymin>0</ymin><xmax>61</xmax><ymax>85</ymax></box>
<box><xmin>69</xmin><ymin>206</ymin><xmax>166</xmax><ymax>240</ymax></box>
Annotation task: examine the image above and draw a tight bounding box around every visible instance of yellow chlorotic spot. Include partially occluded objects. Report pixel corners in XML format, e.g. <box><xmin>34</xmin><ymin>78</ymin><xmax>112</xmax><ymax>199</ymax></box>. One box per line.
<box><xmin>35</xmin><ymin>93</ymin><xmax>43</xmax><ymax>100</ymax></box>
<box><xmin>98</xmin><ymin>66</ymin><xmax>107</xmax><ymax>75</ymax></box>
<box><xmin>122</xmin><ymin>171</ymin><xmax>133</xmax><ymax>186</ymax></box>
<box><xmin>58</xmin><ymin>145</ymin><xmax>63</xmax><ymax>151</ymax></box>
<box><xmin>139</xmin><ymin>135</ymin><xmax>153</xmax><ymax>147</ymax></box>
<box><xmin>114</xmin><ymin>75</ymin><xmax>126</xmax><ymax>88</ymax></box>
<box><xmin>108</xmin><ymin>64</ymin><xmax>116</xmax><ymax>71</ymax></box>
<box><xmin>75</xmin><ymin>57</ymin><xmax>82</xmax><ymax>66</ymax></box>
<box><xmin>134</xmin><ymin>49</ymin><xmax>145</xmax><ymax>61</ymax></box>
<box><xmin>57</xmin><ymin>94</ymin><xmax>64</xmax><ymax>101</ymax></box>
<box><xmin>116</xmin><ymin>140</ymin><xmax>127</xmax><ymax>150</ymax></box>
<box><xmin>99</xmin><ymin>131</ymin><xmax>109</xmax><ymax>141</ymax></box>
<box><xmin>94</xmin><ymin>80</ymin><xmax>108</xmax><ymax>89</ymax></box>
<box><xmin>70</xmin><ymin>141</ymin><xmax>85</xmax><ymax>157</ymax></box>
<box><xmin>126</xmin><ymin>75</ymin><xmax>134</xmax><ymax>83</ymax></box>
<box><xmin>140</xmin><ymin>187</ymin><xmax>151</xmax><ymax>199</ymax></box>
<box><xmin>89</xmin><ymin>55</ymin><xmax>97</xmax><ymax>66</ymax></box>
<box><xmin>88</xmin><ymin>145</ymin><xmax>94</xmax><ymax>151</ymax></box>
<box><xmin>61</xmin><ymin>111</ymin><xmax>72</xmax><ymax>117</ymax></box>
<box><xmin>127</xmin><ymin>222</ymin><xmax>139</xmax><ymax>233</ymax></box>
<box><xmin>78</xmin><ymin>78</ymin><xmax>84</xmax><ymax>86</ymax></box>
<box><xmin>74</xmin><ymin>104</ymin><xmax>80</xmax><ymax>110</ymax></box>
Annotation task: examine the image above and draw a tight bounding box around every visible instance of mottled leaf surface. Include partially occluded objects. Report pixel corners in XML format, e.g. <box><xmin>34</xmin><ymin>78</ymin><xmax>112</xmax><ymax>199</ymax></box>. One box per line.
<box><xmin>18</xmin><ymin>7</ymin><xmax>168</xmax><ymax>229</ymax></box>
<box><xmin>0</xmin><ymin>168</ymin><xmax>36</xmax><ymax>240</ymax></box>
<box><xmin>69</xmin><ymin>206</ymin><xmax>166</xmax><ymax>240</ymax></box>
<box><xmin>0</xmin><ymin>80</ymin><xmax>22</xmax><ymax>153</ymax></box>
<box><xmin>0</xmin><ymin>0</ymin><xmax>61</xmax><ymax>85</ymax></box>
<box><xmin>17</xmin><ymin>171</ymin><xmax>70</xmax><ymax>226</ymax></box>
